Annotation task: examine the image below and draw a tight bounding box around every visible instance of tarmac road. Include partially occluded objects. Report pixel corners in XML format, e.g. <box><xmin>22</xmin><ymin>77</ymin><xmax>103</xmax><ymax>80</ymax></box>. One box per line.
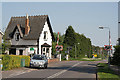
<box><xmin>2</xmin><ymin>61</ymin><xmax>99</xmax><ymax>80</ymax></box>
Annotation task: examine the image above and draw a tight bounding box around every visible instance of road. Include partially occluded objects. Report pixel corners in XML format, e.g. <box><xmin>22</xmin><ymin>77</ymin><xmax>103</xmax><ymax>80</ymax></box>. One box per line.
<box><xmin>2</xmin><ymin>61</ymin><xmax>99</xmax><ymax>80</ymax></box>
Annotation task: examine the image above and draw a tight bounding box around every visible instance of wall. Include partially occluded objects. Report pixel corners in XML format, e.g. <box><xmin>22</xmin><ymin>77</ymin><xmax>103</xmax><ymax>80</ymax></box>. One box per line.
<box><xmin>16</xmin><ymin>47</ymin><xmax>38</xmax><ymax>55</ymax></box>
<box><xmin>48</xmin><ymin>58</ymin><xmax>59</xmax><ymax>63</ymax></box>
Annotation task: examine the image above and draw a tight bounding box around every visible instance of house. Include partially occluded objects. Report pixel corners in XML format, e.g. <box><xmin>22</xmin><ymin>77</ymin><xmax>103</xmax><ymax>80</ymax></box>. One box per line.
<box><xmin>5</xmin><ymin>14</ymin><xmax>54</xmax><ymax>58</ymax></box>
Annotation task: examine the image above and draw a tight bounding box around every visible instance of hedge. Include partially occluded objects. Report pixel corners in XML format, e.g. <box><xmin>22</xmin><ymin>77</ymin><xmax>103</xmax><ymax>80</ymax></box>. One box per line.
<box><xmin>2</xmin><ymin>55</ymin><xmax>30</xmax><ymax>70</ymax></box>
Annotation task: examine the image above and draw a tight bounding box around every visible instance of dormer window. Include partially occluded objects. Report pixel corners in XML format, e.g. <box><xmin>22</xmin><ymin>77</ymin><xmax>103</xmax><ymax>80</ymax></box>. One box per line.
<box><xmin>44</xmin><ymin>31</ymin><xmax>48</xmax><ymax>40</ymax></box>
<box><xmin>15</xmin><ymin>33</ymin><xmax>20</xmax><ymax>41</ymax></box>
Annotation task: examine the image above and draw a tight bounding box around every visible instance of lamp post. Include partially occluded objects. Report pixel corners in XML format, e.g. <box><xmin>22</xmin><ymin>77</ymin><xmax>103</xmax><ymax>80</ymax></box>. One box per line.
<box><xmin>75</xmin><ymin>43</ymin><xmax>80</xmax><ymax>59</ymax></box>
<box><xmin>99</xmin><ymin>26</ymin><xmax>111</xmax><ymax>67</ymax></box>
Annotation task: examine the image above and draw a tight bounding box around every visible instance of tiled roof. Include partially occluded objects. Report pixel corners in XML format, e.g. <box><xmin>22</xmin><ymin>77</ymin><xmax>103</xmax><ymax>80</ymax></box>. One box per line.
<box><xmin>5</xmin><ymin>15</ymin><xmax>54</xmax><ymax>40</ymax></box>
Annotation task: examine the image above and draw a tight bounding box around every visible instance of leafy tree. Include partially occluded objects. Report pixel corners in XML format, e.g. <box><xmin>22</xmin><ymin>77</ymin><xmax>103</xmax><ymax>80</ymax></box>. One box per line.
<box><xmin>63</xmin><ymin>26</ymin><xmax>93</xmax><ymax>58</ymax></box>
<box><xmin>111</xmin><ymin>45</ymin><xmax>120</xmax><ymax>66</ymax></box>
<box><xmin>52</xmin><ymin>25</ymin><xmax>102</xmax><ymax>59</ymax></box>
<box><xmin>2</xmin><ymin>33</ymin><xmax>11</xmax><ymax>54</ymax></box>
<box><xmin>63</xmin><ymin>26</ymin><xmax>76</xmax><ymax>46</ymax></box>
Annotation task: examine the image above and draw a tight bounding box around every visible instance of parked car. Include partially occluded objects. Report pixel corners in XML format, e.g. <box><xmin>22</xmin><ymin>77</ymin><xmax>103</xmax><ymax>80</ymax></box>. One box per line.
<box><xmin>30</xmin><ymin>55</ymin><xmax>48</xmax><ymax>69</ymax></box>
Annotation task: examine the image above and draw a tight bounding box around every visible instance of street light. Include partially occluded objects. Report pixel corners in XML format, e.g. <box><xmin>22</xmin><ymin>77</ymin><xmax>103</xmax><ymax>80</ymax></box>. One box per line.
<box><xmin>99</xmin><ymin>26</ymin><xmax>111</xmax><ymax>67</ymax></box>
<box><xmin>75</xmin><ymin>43</ymin><xmax>80</xmax><ymax>59</ymax></box>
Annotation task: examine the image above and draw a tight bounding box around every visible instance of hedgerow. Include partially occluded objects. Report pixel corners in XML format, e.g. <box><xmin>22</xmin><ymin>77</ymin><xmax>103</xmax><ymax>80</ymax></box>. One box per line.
<box><xmin>2</xmin><ymin>55</ymin><xmax>30</xmax><ymax>70</ymax></box>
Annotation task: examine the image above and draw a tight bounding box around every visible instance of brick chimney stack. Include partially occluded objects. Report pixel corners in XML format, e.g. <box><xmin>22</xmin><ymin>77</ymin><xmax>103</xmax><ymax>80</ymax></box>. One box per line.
<box><xmin>25</xmin><ymin>14</ymin><xmax>30</xmax><ymax>35</ymax></box>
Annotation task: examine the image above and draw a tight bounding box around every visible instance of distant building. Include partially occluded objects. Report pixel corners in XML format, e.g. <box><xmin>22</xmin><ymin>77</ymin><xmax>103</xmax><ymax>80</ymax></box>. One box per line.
<box><xmin>4</xmin><ymin>14</ymin><xmax>54</xmax><ymax>58</ymax></box>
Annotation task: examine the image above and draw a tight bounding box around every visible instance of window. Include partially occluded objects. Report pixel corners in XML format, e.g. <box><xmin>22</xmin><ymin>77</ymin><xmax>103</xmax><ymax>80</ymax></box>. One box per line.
<box><xmin>19</xmin><ymin>50</ymin><xmax>23</xmax><ymax>55</ymax></box>
<box><xmin>43</xmin><ymin>53</ymin><xmax>45</xmax><ymax>55</ymax></box>
<box><xmin>44</xmin><ymin>31</ymin><xmax>48</xmax><ymax>40</ymax></box>
<box><xmin>9</xmin><ymin>48</ymin><xmax>16</xmax><ymax>55</ymax></box>
<box><xmin>15</xmin><ymin>33</ymin><xmax>20</xmax><ymax>41</ymax></box>
<box><xmin>32</xmin><ymin>55</ymin><xmax>45</xmax><ymax>60</ymax></box>
<box><xmin>43</xmin><ymin>48</ymin><xmax>45</xmax><ymax>51</ymax></box>
<box><xmin>46</xmin><ymin>48</ymin><xmax>49</xmax><ymax>53</ymax></box>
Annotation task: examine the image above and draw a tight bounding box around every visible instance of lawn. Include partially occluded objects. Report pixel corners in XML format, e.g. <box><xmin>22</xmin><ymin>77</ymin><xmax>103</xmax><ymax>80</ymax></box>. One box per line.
<box><xmin>97</xmin><ymin>63</ymin><xmax>120</xmax><ymax>80</ymax></box>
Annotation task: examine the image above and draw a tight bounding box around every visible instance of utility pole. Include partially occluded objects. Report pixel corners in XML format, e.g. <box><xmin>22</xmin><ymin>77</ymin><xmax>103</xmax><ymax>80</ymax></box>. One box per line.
<box><xmin>108</xmin><ymin>29</ymin><xmax>111</xmax><ymax>67</ymax></box>
<box><xmin>99</xmin><ymin>26</ymin><xmax>111</xmax><ymax>68</ymax></box>
<box><xmin>75</xmin><ymin>45</ymin><xmax>76</xmax><ymax>59</ymax></box>
<box><xmin>75</xmin><ymin>43</ymin><xmax>80</xmax><ymax>59</ymax></box>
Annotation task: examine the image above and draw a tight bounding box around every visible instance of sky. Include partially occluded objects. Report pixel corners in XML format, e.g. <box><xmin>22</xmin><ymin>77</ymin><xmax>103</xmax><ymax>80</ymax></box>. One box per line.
<box><xmin>1</xmin><ymin>2</ymin><xmax>118</xmax><ymax>47</ymax></box>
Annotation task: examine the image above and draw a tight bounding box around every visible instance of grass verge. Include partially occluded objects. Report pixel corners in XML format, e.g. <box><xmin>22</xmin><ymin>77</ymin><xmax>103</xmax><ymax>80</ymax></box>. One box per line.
<box><xmin>68</xmin><ymin>58</ymin><xmax>102</xmax><ymax>61</ymax></box>
<box><xmin>97</xmin><ymin>63</ymin><xmax>120</xmax><ymax>80</ymax></box>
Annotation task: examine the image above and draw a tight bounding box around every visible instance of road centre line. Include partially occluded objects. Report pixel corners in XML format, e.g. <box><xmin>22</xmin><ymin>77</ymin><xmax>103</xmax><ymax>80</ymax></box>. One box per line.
<box><xmin>47</xmin><ymin>62</ymin><xmax>82</xmax><ymax>78</ymax></box>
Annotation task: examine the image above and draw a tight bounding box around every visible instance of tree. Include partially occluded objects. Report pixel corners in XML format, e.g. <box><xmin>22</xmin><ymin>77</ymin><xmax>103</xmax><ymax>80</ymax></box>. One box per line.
<box><xmin>63</xmin><ymin>26</ymin><xmax>76</xmax><ymax>46</ymax></box>
<box><xmin>2</xmin><ymin>33</ymin><xmax>11</xmax><ymax>54</ymax></box>
<box><xmin>111</xmin><ymin>45</ymin><xmax>120</xmax><ymax>66</ymax></box>
<box><xmin>52</xmin><ymin>25</ymin><xmax>94</xmax><ymax>59</ymax></box>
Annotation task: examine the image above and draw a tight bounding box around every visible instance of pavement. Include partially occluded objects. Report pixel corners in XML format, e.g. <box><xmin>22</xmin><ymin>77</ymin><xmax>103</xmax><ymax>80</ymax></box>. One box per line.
<box><xmin>1</xmin><ymin>60</ymin><xmax>107</xmax><ymax>80</ymax></box>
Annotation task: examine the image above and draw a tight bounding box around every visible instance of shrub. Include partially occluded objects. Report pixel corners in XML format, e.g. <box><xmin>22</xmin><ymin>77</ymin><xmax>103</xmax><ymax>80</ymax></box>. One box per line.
<box><xmin>111</xmin><ymin>45</ymin><xmax>120</xmax><ymax>66</ymax></box>
<box><xmin>2</xmin><ymin>55</ymin><xmax>30</xmax><ymax>70</ymax></box>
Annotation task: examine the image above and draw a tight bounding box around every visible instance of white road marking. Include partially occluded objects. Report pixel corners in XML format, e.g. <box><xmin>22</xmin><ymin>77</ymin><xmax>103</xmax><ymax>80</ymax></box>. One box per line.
<box><xmin>7</xmin><ymin>69</ymin><xmax>38</xmax><ymax>78</ymax></box>
<box><xmin>7</xmin><ymin>71</ymin><xmax>26</xmax><ymax>78</ymax></box>
<box><xmin>47</xmin><ymin>62</ymin><xmax>82</xmax><ymax>78</ymax></box>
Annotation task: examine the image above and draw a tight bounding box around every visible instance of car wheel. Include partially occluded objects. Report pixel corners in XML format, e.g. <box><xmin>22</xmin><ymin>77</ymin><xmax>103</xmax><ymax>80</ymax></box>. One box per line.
<box><xmin>44</xmin><ymin>64</ymin><xmax>47</xmax><ymax>69</ymax></box>
<box><xmin>29</xmin><ymin>65</ymin><xmax>31</xmax><ymax>68</ymax></box>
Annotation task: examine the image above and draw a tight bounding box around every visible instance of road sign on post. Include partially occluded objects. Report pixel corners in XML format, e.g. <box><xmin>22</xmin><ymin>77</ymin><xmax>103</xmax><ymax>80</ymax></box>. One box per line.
<box><xmin>55</xmin><ymin>45</ymin><xmax>63</xmax><ymax>62</ymax></box>
<box><xmin>104</xmin><ymin>45</ymin><xmax>112</xmax><ymax>50</ymax></box>
<box><xmin>55</xmin><ymin>45</ymin><xmax>63</xmax><ymax>51</ymax></box>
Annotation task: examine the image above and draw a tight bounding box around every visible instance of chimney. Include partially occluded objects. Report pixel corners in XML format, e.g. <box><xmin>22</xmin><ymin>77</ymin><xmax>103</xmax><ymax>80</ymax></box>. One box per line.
<box><xmin>25</xmin><ymin>14</ymin><xmax>30</xmax><ymax>35</ymax></box>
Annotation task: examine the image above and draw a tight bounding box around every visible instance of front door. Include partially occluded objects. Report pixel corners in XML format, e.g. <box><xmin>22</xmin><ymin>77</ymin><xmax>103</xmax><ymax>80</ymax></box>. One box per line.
<box><xmin>42</xmin><ymin>47</ymin><xmax>49</xmax><ymax>57</ymax></box>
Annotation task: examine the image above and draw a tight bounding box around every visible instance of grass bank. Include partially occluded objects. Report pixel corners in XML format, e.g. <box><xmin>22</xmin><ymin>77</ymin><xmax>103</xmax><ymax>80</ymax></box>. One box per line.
<box><xmin>97</xmin><ymin>63</ymin><xmax>120</xmax><ymax>80</ymax></box>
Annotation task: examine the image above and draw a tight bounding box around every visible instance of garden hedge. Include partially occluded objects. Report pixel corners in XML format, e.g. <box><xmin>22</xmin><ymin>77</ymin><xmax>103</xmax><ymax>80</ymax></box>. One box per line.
<box><xmin>2</xmin><ymin>55</ymin><xmax>30</xmax><ymax>70</ymax></box>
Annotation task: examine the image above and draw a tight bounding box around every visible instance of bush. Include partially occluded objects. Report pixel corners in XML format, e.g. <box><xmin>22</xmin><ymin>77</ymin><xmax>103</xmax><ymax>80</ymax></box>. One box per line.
<box><xmin>111</xmin><ymin>45</ymin><xmax>120</xmax><ymax>66</ymax></box>
<box><xmin>2</xmin><ymin>55</ymin><xmax>30</xmax><ymax>70</ymax></box>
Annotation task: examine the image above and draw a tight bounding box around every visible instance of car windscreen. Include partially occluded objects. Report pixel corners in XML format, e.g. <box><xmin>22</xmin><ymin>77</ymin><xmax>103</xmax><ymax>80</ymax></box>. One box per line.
<box><xmin>32</xmin><ymin>55</ymin><xmax>45</xmax><ymax>60</ymax></box>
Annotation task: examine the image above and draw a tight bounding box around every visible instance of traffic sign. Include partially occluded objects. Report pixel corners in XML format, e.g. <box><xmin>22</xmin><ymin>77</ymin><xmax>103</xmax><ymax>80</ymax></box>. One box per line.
<box><xmin>104</xmin><ymin>45</ymin><xmax>112</xmax><ymax>50</ymax></box>
<box><xmin>55</xmin><ymin>45</ymin><xmax>63</xmax><ymax>51</ymax></box>
<box><xmin>65</xmin><ymin>51</ymin><xmax>68</xmax><ymax>53</ymax></box>
<box><xmin>67</xmin><ymin>47</ymin><xmax>72</xmax><ymax>50</ymax></box>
